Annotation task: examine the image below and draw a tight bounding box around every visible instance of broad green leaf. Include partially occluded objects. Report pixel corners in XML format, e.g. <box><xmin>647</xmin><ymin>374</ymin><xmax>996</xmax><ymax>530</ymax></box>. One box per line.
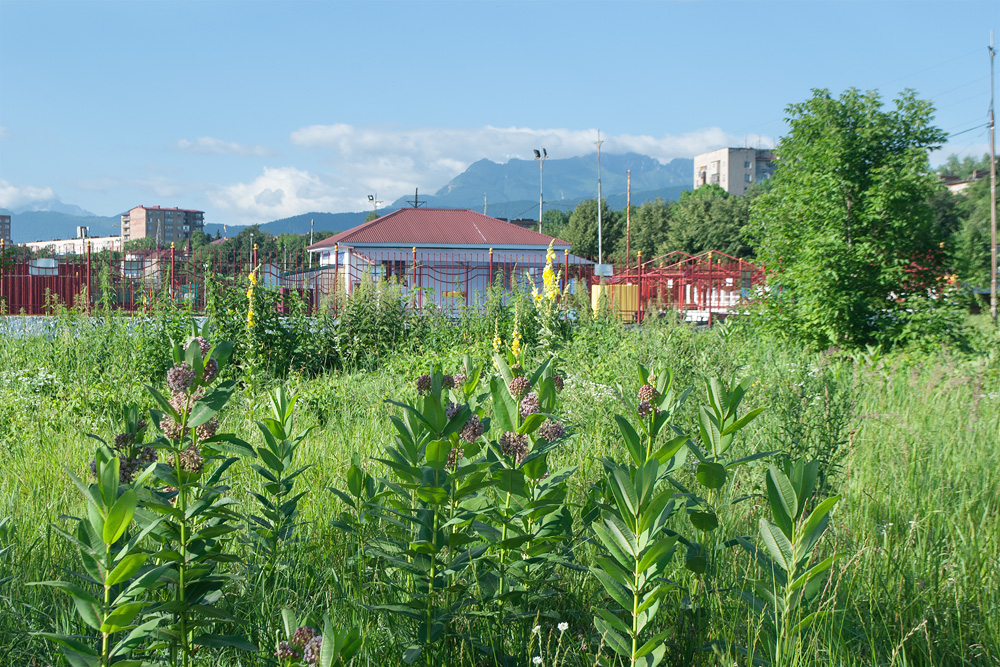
<box><xmin>592</xmin><ymin>568</ymin><xmax>633</xmax><ymax>611</ymax></box>
<box><xmin>689</xmin><ymin>510</ymin><xmax>719</xmax><ymax>532</ymax></box>
<box><xmin>759</xmin><ymin>519</ymin><xmax>792</xmax><ymax>572</ymax></box>
<box><xmin>424</xmin><ymin>440</ymin><xmax>450</xmax><ymax>470</ymax></box>
<box><xmin>103</xmin><ymin>490</ymin><xmax>137</xmax><ymax>545</ymax></box>
<box><xmin>100</xmin><ymin>602</ymin><xmax>143</xmax><ymax>633</ymax></box>
<box><xmin>614</xmin><ymin>415</ymin><xmax>644</xmax><ymax>466</ymax></box>
<box><xmin>766</xmin><ymin>465</ymin><xmax>797</xmax><ymax>537</ymax></box>
<box><xmin>695</xmin><ymin>461</ymin><xmax>727</xmax><ymax>489</ymax></box>
<box><xmin>518</xmin><ymin>412</ymin><xmax>545</xmax><ymax>435</ymax></box>
<box><xmin>720</xmin><ymin>407</ymin><xmax>765</xmax><ymax>436</ymax></box>
<box><xmin>789</xmin><ymin>555</ymin><xmax>835</xmax><ymax>593</ymax></box>
<box><xmin>106</xmin><ymin>553</ymin><xmax>148</xmax><ymax>587</ymax></box>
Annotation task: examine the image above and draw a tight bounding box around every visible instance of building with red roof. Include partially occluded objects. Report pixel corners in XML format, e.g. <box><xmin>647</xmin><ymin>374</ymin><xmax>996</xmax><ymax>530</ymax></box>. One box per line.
<box><xmin>306</xmin><ymin>208</ymin><xmax>590</xmax><ymax>308</ymax></box>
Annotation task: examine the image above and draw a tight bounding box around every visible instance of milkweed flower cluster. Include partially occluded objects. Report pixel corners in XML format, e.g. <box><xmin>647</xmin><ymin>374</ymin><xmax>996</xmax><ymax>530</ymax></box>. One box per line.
<box><xmin>519</xmin><ymin>391</ymin><xmax>540</xmax><ymax>419</ymax></box>
<box><xmin>92</xmin><ymin>424</ymin><xmax>156</xmax><ymax>483</ymax></box>
<box><xmin>460</xmin><ymin>415</ymin><xmax>483</xmax><ymax>443</ymax></box>
<box><xmin>275</xmin><ymin>625</ymin><xmax>322</xmax><ymax>665</ymax></box>
<box><xmin>637</xmin><ymin>384</ymin><xmax>658</xmax><ymax>402</ymax></box>
<box><xmin>499</xmin><ymin>431</ymin><xmax>528</xmax><ymax>465</ymax></box>
<box><xmin>509</xmin><ymin>376</ymin><xmax>531</xmax><ymax>399</ymax></box>
<box><xmin>537</xmin><ymin>419</ymin><xmax>565</xmax><ymax>442</ymax></box>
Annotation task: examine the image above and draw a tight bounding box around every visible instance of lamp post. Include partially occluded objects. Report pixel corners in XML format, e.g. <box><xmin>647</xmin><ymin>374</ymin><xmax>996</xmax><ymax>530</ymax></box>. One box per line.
<box><xmin>533</xmin><ymin>148</ymin><xmax>547</xmax><ymax>233</ymax></box>
<box><xmin>367</xmin><ymin>193</ymin><xmax>383</xmax><ymax>219</ymax></box>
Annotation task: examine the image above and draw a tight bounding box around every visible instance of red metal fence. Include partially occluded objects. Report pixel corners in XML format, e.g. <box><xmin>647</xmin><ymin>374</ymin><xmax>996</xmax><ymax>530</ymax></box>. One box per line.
<box><xmin>0</xmin><ymin>244</ymin><xmax>596</xmax><ymax>316</ymax></box>
<box><xmin>603</xmin><ymin>250</ymin><xmax>765</xmax><ymax>323</ymax></box>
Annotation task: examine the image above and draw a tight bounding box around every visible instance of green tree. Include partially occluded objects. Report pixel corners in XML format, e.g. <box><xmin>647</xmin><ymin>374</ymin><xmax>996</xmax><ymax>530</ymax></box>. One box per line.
<box><xmin>662</xmin><ymin>186</ymin><xmax>752</xmax><ymax>258</ymax></box>
<box><xmin>562</xmin><ymin>198</ymin><xmax>621</xmax><ymax>261</ymax></box>
<box><xmin>935</xmin><ymin>152</ymin><xmax>991</xmax><ymax>179</ymax></box>
<box><xmin>745</xmin><ymin>88</ymin><xmax>947</xmax><ymax>349</ymax></box>
<box><xmin>615</xmin><ymin>198</ymin><xmax>669</xmax><ymax>261</ymax></box>
<box><xmin>950</xmin><ymin>176</ymin><xmax>993</xmax><ymax>298</ymax></box>
<box><xmin>364</xmin><ymin>211</ymin><xmax>378</xmax><ymax>223</ymax></box>
<box><xmin>541</xmin><ymin>208</ymin><xmax>571</xmax><ymax>239</ymax></box>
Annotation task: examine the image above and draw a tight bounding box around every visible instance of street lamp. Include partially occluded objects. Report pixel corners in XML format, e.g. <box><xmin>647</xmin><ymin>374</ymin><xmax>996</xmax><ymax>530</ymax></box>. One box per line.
<box><xmin>533</xmin><ymin>148</ymin><xmax>547</xmax><ymax>233</ymax></box>
<box><xmin>367</xmin><ymin>193</ymin><xmax>382</xmax><ymax>218</ymax></box>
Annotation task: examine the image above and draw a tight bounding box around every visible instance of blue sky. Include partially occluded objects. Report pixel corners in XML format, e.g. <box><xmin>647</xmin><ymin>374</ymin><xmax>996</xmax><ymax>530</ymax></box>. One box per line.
<box><xmin>0</xmin><ymin>0</ymin><xmax>996</xmax><ymax>225</ymax></box>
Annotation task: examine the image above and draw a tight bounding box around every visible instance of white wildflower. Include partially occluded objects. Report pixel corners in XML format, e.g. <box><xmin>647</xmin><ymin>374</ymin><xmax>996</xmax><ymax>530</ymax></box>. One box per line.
<box><xmin>558</xmin><ymin>622</ymin><xmax>569</xmax><ymax>632</ymax></box>
<box><xmin>533</xmin><ymin>657</ymin><xmax>543</xmax><ymax>665</ymax></box>
<box><xmin>532</xmin><ymin>625</ymin><xmax>541</xmax><ymax>635</ymax></box>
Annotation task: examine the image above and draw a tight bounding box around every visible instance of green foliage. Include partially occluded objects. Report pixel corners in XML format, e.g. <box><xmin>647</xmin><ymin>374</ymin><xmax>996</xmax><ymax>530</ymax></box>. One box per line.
<box><xmin>591</xmin><ymin>459</ymin><xmax>678</xmax><ymax>667</ymax></box>
<box><xmin>747</xmin><ymin>88</ymin><xmax>948</xmax><ymax>349</ymax></box>
<box><xmin>32</xmin><ymin>450</ymin><xmax>165</xmax><ymax>667</ymax></box>
<box><xmin>246</xmin><ymin>387</ymin><xmax>312</xmax><ymax>576</ymax></box>
<box><xmin>563</xmin><ymin>198</ymin><xmax>622</xmax><ymax>260</ymax></box>
<box><xmin>662</xmin><ymin>186</ymin><xmax>753</xmax><ymax>259</ymax></box>
<box><xmin>730</xmin><ymin>460</ymin><xmax>840</xmax><ymax>666</ymax></box>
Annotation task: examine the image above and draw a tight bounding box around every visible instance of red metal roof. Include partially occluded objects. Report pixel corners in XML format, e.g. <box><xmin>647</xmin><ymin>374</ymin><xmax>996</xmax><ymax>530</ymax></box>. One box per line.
<box><xmin>307</xmin><ymin>208</ymin><xmax>571</xmax><ymax>251</ymax></box>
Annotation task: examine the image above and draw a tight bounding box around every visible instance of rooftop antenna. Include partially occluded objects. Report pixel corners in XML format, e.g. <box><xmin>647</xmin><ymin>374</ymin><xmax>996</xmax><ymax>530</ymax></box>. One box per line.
<box><xmin>407</xmin><ymin>188</ymin><xmax>425</xmax><ymax>208</ymax></box>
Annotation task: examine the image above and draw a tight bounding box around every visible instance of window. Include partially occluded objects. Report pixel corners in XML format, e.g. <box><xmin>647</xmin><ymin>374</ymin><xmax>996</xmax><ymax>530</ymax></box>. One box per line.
<box><xmin>745</xmin><ymin>174</ymin><xmax>752</xmax><ymax>182</ymax></box>
<box><xmin>744</xmin><ymin>161</ymin><xmax>752</xmax><ymax>169</ymax></box>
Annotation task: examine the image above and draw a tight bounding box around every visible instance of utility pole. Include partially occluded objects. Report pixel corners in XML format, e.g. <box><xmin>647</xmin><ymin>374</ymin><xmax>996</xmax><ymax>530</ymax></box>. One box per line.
<box><xmin>990</xmin><ymin>30</ymin><xmax>997</xmax><ymax>324</ymax></box>
<box><xmin>309</xmin><ymin>219</ymin><xmax>314</xmax><ymax>269</ymax></box>
<box><xmin>626</xmin><ymin>169</ymin><xmax>631</xmax><ymax>272</ymax></box>
<box><xmin>484</xmin><ymin>193</ymin><xmax>488</xmax><ymax>215</ymax></box>
<box><xmin>595</xmin><ymin>130</ymin><xmax>604</xmax><ymax>266</ymax></box>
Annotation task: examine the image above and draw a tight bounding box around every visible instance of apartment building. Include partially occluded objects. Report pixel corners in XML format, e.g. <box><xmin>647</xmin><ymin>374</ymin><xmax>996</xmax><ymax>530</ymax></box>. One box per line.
<box><xmin>0</xmin><ymin>214</ymin><xmax>10</xmax><ymax>244</ymax></box>
<box><xmin>121</xmin><ymin>206</ymin><xmax>204</xmax><ymax>245</ymax></box>
<box><xmin>693</xmin><ymin>148</ymin><xmax>776</xmax><ymax>196</ymax></box>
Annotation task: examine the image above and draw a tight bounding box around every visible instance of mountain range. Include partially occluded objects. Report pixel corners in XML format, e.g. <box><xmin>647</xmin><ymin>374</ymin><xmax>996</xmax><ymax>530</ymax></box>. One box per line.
<box><xmin>4</xmin><ymin>153</ymin><xmax>694</xmax><ymax>243</ymax></box>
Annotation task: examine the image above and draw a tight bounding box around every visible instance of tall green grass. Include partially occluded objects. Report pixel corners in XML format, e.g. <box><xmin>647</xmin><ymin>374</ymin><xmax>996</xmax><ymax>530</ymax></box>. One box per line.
<box><xmin>0</xmin><ymin>309</ymin><xmax>997</xmax><ymax>665</ymax></box>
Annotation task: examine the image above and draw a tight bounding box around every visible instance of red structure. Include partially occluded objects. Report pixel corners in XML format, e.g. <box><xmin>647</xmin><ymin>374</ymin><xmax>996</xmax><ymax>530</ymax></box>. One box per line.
<box><xmin>605</xmin><ymin>250</ymin><xmax>765</xmax><ymax>323</ymax></box>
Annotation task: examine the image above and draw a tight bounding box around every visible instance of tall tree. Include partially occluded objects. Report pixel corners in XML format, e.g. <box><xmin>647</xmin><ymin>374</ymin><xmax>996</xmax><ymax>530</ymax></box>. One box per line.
<box><xmin>662</xmin><ymin>185</ymin><xmax>752</xmax><ymax>258</ymax></box>
<box><xmin>616</xmin><ymin>198</ymin><xmax>670</xmax><ymax>261</ymax></box>
<box><xmin>745</xmin><ymin>88</ymin><xmax>947</xmax><ymax>349</ymax></box>
<box><xmin>562</xmin><ymin>198</ymin><xmax>621</xmax><ymax>261</ymax></box>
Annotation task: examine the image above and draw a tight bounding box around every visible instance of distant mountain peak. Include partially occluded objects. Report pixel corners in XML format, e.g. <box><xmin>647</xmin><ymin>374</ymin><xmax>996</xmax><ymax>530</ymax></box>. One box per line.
<box><xmin>11</xmin><ymin>198</ymin><xmax>96</xmax><ymax>217</ymax></box>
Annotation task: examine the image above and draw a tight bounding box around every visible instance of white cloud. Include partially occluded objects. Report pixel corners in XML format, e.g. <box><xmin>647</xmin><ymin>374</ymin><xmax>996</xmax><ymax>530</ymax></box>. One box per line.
<box><xmin>177</xmin><ymin>137</ymin><xmax>273</xmax><ymax>157</ymax></box>
<box><xmin>208</xmin><ymin>125</ymin><xmax>778</xmax><ymax>221</ymax></box>
<box><xmin>0</xmin><ymin>179</ymin><xmax>56</xmax><ymax>209</ymax></box>
<box><xmin>210</xmin><ymin>167</ymin><xmax>350</xmax><ymax>221</ymax></box>
<box><xmin>291</xmin><ymin>123</ymin><xmax>773</xmax><ymax>165</ymax></box>
<box><xmin>288</xmin><ymin>123</ymin><xmax>775</xmax><ymax>209</ymax></box>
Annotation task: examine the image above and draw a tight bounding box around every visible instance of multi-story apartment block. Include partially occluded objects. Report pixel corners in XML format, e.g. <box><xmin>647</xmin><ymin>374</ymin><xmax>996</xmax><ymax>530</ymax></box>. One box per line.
<box><xmin>693</xmin><ymin>148</ymin><xmax>776</xmax><ymax>196</ymax></box>
<box><xmin>121</xmin><ymin>206</ymin><xmax>204</xmax><ymax>245</ymax></box>
<box><xmin>0</xmin><ymin>214</ymin><xmax>10</xmax><ymax>244</ymax></box>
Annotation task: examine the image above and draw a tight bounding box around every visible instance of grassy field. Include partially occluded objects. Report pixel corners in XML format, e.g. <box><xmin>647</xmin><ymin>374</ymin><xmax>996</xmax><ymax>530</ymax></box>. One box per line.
<box><xmin>0</xmin><ymin>309</ymin><xmax>997</xmax><ymax>666</ymax></box>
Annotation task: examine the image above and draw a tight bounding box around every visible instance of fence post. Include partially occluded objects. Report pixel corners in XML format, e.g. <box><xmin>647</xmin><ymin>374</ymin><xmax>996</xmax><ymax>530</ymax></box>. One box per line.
<box><xmin>637</xmin><ymin>251</ymin><xmax>643</xmax><ymax>324</ymax></box>
<box><xmin>563</xmin><ymin>248</ymin><xmax>569</xmax><ymax>292</ymax></box>
<box><xmin>253</xmin><ymin>243</ymin><xmax>258</xmax><ymax>268</ymax></box>
<box><xmin>707</xmin><ymin>252</ymin><xmax>713</xmax><ymax>327</ymax></box>
<box><xmin>86</xmin><ymin>240</ymin><xmax>92</xmax><ymax>313</ymax></box>
<box><xmin>170</xmin><ymin>242</ymin><xmax>176</xmax><ymax>299</ymax></box>
<box><xmin>0</xmin><ymin>238</ymin><xmax>5</xmax><ymax>312</ymax></box>
<box><xmin>412</xmin><ymin>247</ymin><xmax>421</xmax><ymax>308</ymax></box>
<box><xmin>489</xmin><ymin>248</ymin><xmax>494</xmax><ymax>285</ymax></box>
<box><xmin>333</xmin><ymin>243</ymin><xmax>339</xmax><ymax>313</ymax></box>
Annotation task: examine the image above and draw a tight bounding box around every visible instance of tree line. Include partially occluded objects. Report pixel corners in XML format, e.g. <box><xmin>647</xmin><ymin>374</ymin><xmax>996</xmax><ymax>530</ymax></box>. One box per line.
<box><xmin>541</xmin><ymin>184</ymin><xmax>754</xmax><ymax>263</ymax></box>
